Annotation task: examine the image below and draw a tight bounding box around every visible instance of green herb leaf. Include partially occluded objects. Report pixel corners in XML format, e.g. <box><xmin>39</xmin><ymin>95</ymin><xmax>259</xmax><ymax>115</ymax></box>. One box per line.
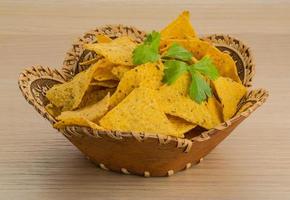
<box><xmin>163</xmin><ymin>60</ymin><xmax>189</xmax><ymax>85</ymax></box>
<box><xmin>143</xmin><ymin>31</ymin><xmax>160</xmax><ymax>50</ymax></box>
<box><xmin>132</xmin><ymin>31</ymin><xmax>161</xmax><ymax>65</ymax></box>
<box><xmin>163</xmin><ymin>43</ymin><xmax>193</xmax><ymax>61</ymax></box>
<box><xmin>132</xmin><ymin>32</ymin><xmax>218</xmax><ymax>104</ymax></box>
<box><xmin>189</xmin><ymin>70</ymin><xmax>212</xmax><ymax>104</ymax></box>
<box><xmin>132</xmin><ymin>45</ymin><xmax>160</xmax><ymax>65</ymax></box>
<box><xmin>192</xmin><ymin>56</ymin><xmax>219</xmax><ymax>80</ymax></box>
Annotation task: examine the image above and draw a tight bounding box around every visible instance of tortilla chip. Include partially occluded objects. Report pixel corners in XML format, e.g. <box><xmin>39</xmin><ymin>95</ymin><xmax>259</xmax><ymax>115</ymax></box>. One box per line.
<box><xmin>206</xmin><ymin>47</ymin><xmax>241</xmax><ymax>83</ymax></box>
<box><xmin>54</xmin><ymin>116</ymin><xmax>105</xmax><ymax>130</ymax></box>
<box><xmin>110</xmin><ymin>62</ymin><xmax>164</xmax><ymax>108</ymax></box>
<box><xmin>157</xmin><ymin>74</ymin><xmax>222</xmax><ymax>129</ymax></box>
<box><xmin>58</xmin><ymin>94</ymin><xmax>109</xmax><ymax>121</ymax></box>
<box><xmin>100</xmin><ymin>87</ymin><xmax>178</xmax><ymax>137</ymax></box>
<box><xmin>160</xmin><ymin>38</ymin><xmax>241</xmax><ymax>83</ymax></box>
<box><xmin>167</xmin><ymin>115</ymin><xmax>196</xmax><ymax>138</ymax></box>
<box><xmin>161</xmin><ymin>11</ymin><xmax>197</xmax><ymax>41</ymax></box>
<box><xmin>91</xmin><ymin>59</ymin><xmax>118</xmax><ymax>81</ymax></box>
<box><xmin>84</xmin><ymin>37</ymin><xmax>137</xmax><ymax>66</ymax></box>
<box><xmin>78</xmin><ymin>34</ymin><xmax>111</xmax><ymax>69</ymax></box>
<box><xmin>206</xmin><ymin>96</ymin><xmax>223</xmax><ymax>124</ymax></box>
<box><xmin>79</xmin><ymin>86</ymin><xmax>114</xmax><ymax>108</ymax></box>
<box><xmin>96</xmin><ymin>34</ymin><xmax>113</xmax><ymax>43</ymax></box>
<box><xmin>45</xmin><ymin>103</ymin><xmax>61</xmax><ymax>117</ymax></box>
<box><xmin>46</xmin><ymin>64</ymin><xmax>98</xmax><ymax>111</ymax></box>
<box><xmin>79</xmin><ymin>58</ymin><xmax>98</xmax><ymax>66</ymax></box>
<box><xmin>90</xmin><ymin>80</ymin><xmax>118</xmax><ymax>88</ymax></box>
<box><xmin>54</xmin><ymin>94</ymin><xmax>110</xmax><ymax>129</ymax></box>
<box><xmin>212</xmin><ymin>77</ymin><xmax>247</xmax><ymax>120</ymax></box>
<box><xmin>111</xmin><ymin>65</ymin><xmax>132</xmax><ymax>80</ymax></box>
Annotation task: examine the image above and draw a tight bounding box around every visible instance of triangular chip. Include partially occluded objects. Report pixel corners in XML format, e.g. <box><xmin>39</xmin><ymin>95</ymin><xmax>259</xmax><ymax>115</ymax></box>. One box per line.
<box><xmin>156</xmin><ymin>74</ymin><xmax>222</xmax><ymax>129</ymax></box>
<box><xmin>96</xmin><ymin>34</ymin><xmax>113</xmax><ymax>43</ymax></box>
<box><xmin>57</xmin><ymin>93</ymin><xmax>110</xmax><ymax>122</ymax></box>
<box><xmin>212</xmin><ymin>77</ymin><xmax>247</xmax><ymax>120</ymax></box>
<box><xmin>206</xmin><ymin>96</ymin><xmax>223</xmax><ymax>124</ymax></box>
<box><xmin>90</xmin><ymin>80</ymin><xmax>118</xmax><ymax>88</ymax></box>
<box><xmin>92</xmin><ymin>59</ymin><xmax>118</xmax><ymax>81</ymax></box>
<box><xmin>111</xmin><ymin>65</ymin><xmax>132</xmax><ymax>80</ymax></box>
<box><xmin>167</xmin><ymin>115</ymin><xmax>196</xmax><ymax>138</ymax></box>
<box><xmin>79</xmin><ymin>86</ymin><xmax>114</xmax><ymax>108</ymax></box>
<box><xmin>46</xmin><ymin>64</ymin><xmax>98</xmax><ymax>111</ymax></box>
<box><xmin>45</xmin><ymin>103</ymin><xmax>61</xmax><ymax>117</ymax></box>
<box><xmin>79</xmin><ymin>58</ymin><xmax>98</xmax><ymax>67</ymax></box>
<box><xmin>160</xmin><ymin>38</ymin><xmax>241</xmax><ymax>83</ymax></box>
<box><xmin>54</xmin><ymin>116</ymin><xmax>105</xmax><ymax>130</ymax></box>
<box><xmin>110</xmin><ymin>62</ymin><xmax>164</xmax><ymax>108</ymax></box>
<box><xmin>54</xmin><ymin>94</ymin><xmax>110</xmax><ymax>129</ymax></box>
<box><xmin>161</xmin><ymin>11</ymin><xmax>197</xmax><ymax>41</ymax></box>
<box><xmin>84</xmin><ymin>37</ymin><xmax>137</xmax><ymax>66</ymax></box>
<box><xmin>100</xmin><ymin>87</ymin><xmax>178</xmax><ymax>137</ymax></box>
<box><xmin>206</xmin><ymin>46</ymin><xmax>241</xmax><ymax>83</ymax></box>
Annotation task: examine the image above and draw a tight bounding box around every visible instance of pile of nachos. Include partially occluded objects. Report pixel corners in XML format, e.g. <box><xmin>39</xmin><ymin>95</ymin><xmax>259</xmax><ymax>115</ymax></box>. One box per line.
<box><xmin>45</xmin><ymin>11</ymin><xmax>247</xmax><ymax>138</ymax></box>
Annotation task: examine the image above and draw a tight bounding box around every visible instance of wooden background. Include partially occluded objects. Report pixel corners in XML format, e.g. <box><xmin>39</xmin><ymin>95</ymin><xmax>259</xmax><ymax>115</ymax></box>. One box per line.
<box><xmin>1</xmin><ymin>0</ymin><xmax>290</xmax><ymax>199</ymax></box>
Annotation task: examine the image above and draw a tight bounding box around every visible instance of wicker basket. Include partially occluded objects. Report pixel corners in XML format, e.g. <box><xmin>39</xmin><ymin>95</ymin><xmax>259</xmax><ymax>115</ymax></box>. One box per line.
<box><xmin>18</xmin><ymin>25</ymin><xmax>268</xmax><ymax>177</ymax></box>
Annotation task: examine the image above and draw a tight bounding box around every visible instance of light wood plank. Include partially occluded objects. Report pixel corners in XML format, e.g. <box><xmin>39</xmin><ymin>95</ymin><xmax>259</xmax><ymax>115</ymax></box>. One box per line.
<box><xmin>1</xmin><ymin>1</ymin><xmax>290</xmax><ymax>199</ymax></box>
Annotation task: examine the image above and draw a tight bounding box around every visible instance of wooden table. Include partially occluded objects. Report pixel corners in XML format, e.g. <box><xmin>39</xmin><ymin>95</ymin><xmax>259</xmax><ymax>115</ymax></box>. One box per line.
<box><xmin>1</xmin><ymin>1</ymin><xmax>290</xmax><ymax>199</ymax></box>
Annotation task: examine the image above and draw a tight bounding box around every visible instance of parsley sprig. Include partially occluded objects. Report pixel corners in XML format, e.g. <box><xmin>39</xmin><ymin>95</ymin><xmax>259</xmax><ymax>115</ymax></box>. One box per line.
<box><xmin>133</xmin><ymin>31</ymin><xmax>161</xmax><ymax>65</ymax></box>
<box><xmin>132</xmin><ymin>31</ymin><xmax>219</xmax><ymax>103</ymax></box>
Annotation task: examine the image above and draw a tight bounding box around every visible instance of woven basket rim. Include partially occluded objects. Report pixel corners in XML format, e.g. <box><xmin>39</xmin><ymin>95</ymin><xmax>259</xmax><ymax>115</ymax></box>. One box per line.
<box><xmin>61</xmin><ymin>88</ymin><xmax>269</xmax><ymax>143</ymax></box>
<box><xmin>18</xmin><ymin>65</ymin><xmax>269</xmax><ymax>148</ymax></box>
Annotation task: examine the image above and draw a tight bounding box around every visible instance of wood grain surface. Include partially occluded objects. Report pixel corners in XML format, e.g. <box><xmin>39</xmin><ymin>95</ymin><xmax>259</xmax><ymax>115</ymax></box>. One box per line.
<box><xmin>1</xmin><ymin>0</ymin><xmax>290</xmax><ymax>199</ymax></box>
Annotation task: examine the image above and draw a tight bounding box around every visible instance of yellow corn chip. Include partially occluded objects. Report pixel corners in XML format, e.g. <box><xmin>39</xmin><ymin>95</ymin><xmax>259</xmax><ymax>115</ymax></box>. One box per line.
<box><xmin>111</xmin><ymin>65</ymin><xmax>132</xmax><ymax>80</ymax></box>
<box><xmin>212</xmin><ymin>77</ymin><xmax>247</xmax><ymax>120</ymax></box>
<box><xmin>45</xmin><ymin>103</ymin><xmax>61</xmax><ymax>117</ymax></box>
<box><xmin>46</xmin><ymin>64</ymin><xmax>98</xmax><ymax>111</ymax></box>
<box><xmin>100</xmin><ymin>87</ymin><xmax>178</xmax><ymax>137</ymax></box>
<box><xmin>54</xmin><ymin>116</ymin><xmax>105</xmax><ymax>130</ymax></box>
<box><xmin>110</xmin><ymin>62</ymin><xmax>164</xmax><ymax>108</ymax></box>
<box><xmin>206</xmin><ymin>47</ymin><xmax>241</xmax><ymax>83</ymax></box>
<box><xmin>79</xmin><ymin>87</ymin><xmax>114</xmax><ymax>108</ymax></box>
<box><xmin>167</xmin><ymin>115</ymin><xmax>196</xmax><ymax>138</ymax></box>
<box><xmin>54</xmin><ymin>94</ymin><xmax>110</xmax><ymax>129</ymax></box>
<box><xmin>96</xmin><ymin>34</ymin><xmax>113</xmax><ymax>43</ymax></box>
<box><xmin>58</xmin><ymin>94</ymin><xmax>109</xmax><ymax>121</ymax></box>
<box><xmin>84</xmin><ymin>37</ymin><xmax>137</xmax><ymax>66</ymax></box>
<box><xmin>79</xmin><ymin>58</ymin><xmax>98</xmax><ymax>66</ymax></box>
<box><xmin>90</xmin><ymin>80</ymin><xmax>118</xmax><ymax>88</ymax></box>
<box><xmin>92</xmin><ymin>59</ymin><xmax>118</xmax><ymax>81</ymax></box>
<box><xmin>160</xmin><ymin>38</ymin><xmax>241</xmax><ymax>83</ymax></box>
<box><xmin>206</xmin><ymin>96</ymin><xmax>223</xmax><ymax>124</ymax></box>
<box><xmin>161</xmin><ymin>11</ymin><xmax>197</xmax><ymax>41</ymax></box>
<box><xmin>157</xmin><ymin>75</ymin><xmax>222</xmax><ymax>129</ymax></box>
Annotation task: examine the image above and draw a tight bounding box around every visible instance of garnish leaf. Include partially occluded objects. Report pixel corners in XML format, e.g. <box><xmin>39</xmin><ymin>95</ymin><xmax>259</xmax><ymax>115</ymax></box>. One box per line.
<box><xmin>132</xmin><ymin>31</ymin><xmax>161</xmax><ymax>65</ymax></box>
<box><xmin>163</xmin><ymin>60</ymin><xmax>188</xmax><ymax>85</ymax></box>
<box><xmin>192</xmin><ymin>56</ymin><xmax>219</xmax><ymax>80</ymax></box>
<box><xmin>164</xmin><ymin>43</ymin><xmax>193</xmax><ymax>61</ymax></box>
<box><xmin>132</xmin><ymin>30</ymin><xmax>219</xmax><ymax>104</ymax></box>
<box><xmin>189</xmin><ymin>70</ymin><xmax>212</xmax><ymax>104</ymax></box>
<box><xmin>144</xmin><ymin>31</ymin><xmax>160</xmax><ymax>50</ymax></box>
